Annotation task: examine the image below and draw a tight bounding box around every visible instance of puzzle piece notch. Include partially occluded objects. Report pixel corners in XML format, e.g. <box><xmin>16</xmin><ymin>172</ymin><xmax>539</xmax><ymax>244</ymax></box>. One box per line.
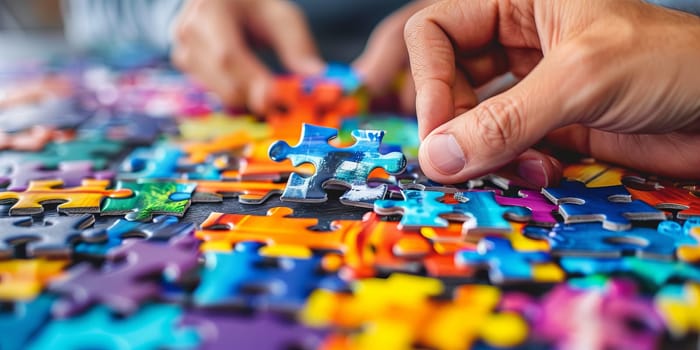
<box><xmin>542</xmin><ymin>180</ymin><xmax>667</xmax><ymax>231</ymax></box>
<box><xmin>101</xmin><ymin>180</ymin><xmax>196</xmax><ymax>221</ymax></box>
<box><xmin>268</xmin><ymin>123</ymin><xmax>406</xmax><ymax>203</ymax></box>
<box><xmin>0</xmin><ymin>160</ymin><xmax>113</xmax><ymax>192</ymax></box>
<box><xmin>49</xmin><ymin>235</ymin><xmax>200</xmax><ymax>317</ymax></box>
<box><xmin>0</xmin><ymin>214</ymin><xmax>101</xmax><ymax>259</ymax></box>
<box><xmin>0</xmin><ymin>179</ymin><xmax>132</xmax><ymax>216</ymax></box>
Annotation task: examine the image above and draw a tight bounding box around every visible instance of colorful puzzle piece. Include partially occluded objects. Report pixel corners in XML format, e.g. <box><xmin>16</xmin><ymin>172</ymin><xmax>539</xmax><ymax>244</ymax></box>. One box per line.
<box><xmin>625</xmin><ymin>176</ymin><xmax>700</xmax><ymax>219</ymax></box>
<box><xmin>0</xmin><ymin>214</ymin><xmax>100</xmax><ymax>259</ymax></box>
<box><xmin>655</xmin><ymin>283</ymin><xmax>700</xmax><ymax>338</ymax></box>
<box><xmin>101</xmin><ymin>180</ymin><xmax>196</xmax><ymax>221</ymax></box>
<box><xmin>49</xmin><ymin>236</ymin><xmax>200</xmax><ymax>317</ymax></box>
<box><xmin>0</xmin><ymin>160</ymin><xmax>113</xmax><ymax>191</ymax></box>
<box><xmin>0</xmin><ymin>179</ymin><xmax>132</xmax><ymax>215</ymax></box>
<box><xmin>374</xmin><ymin>190</ymin><xmax>454</xmax><ymax>229</ymax></box>
<box><xmin>119</xmin><ymin>145</ymin><xmax>184</xmax><ymax>180</ymax></box>
<box><xmin>450</xmin><ymin>191</ymin><xmax>531</xmax><ymax>234</ymax></box>
<box><xmin>0</xmin><ymin>259</ymin><xmax>67</xmax><ymax>300</ymax></box>
<box><xmin>269</xmin><ymin>124</ymin><xmax>406</xmax><ymax>202</ymax></box>
<box><xmin>27</xmin><ymin>303</ymin><xmax>201</xmax><ymax>350</ymax></box>
<box><xmin>562</xmin><ymin>159</ymin><xmax>626</xmax><ymax>187</ymax></box>
<box><xmin>543</xmin><ymin>180</ymin><xmax>666</xmax><ymax>231</ymax></box>
<box><xmin>495</xmin><ymin>189</ymin><xmax>558</xmax><ymax>226</ymax></box>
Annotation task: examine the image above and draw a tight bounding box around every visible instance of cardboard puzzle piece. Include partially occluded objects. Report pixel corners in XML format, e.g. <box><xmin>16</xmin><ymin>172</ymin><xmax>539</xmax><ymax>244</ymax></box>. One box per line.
<box><xmin>560</xmin><ymin>256</ymin><xmax>700</xmax><ymax>287</ymax></box>
<box><xmin>495</xmin><ymin>189</ymin><xmax>558</xmax><ymax>226</ymax></box>
<box><xmin>267</xmin><ymin>77</ymin><xmax>359</xmax><ymax>140</ymax></box>
<box><xmin>0</xmin><ymin>295</ymin><xmax>55</xmax><ymax>350</ymax></box>
<box><xmin>0</xmin><ymin>259</ymin><xmax>67</xmax><ymax>300</ymax></box>
<box><xmin>624</xmin><ymin>176</ymin><xmax>700</xmax><ymax>219</ymax></box>
<box><xmin>75</xmin><ymin>215</ymin><xmax>195</xmax><ymax>257</ymax></box>
<box><xmin>0</xmin><ymin>214</ymin><xmax>100</xmax><ymax>259</ymax></box>
<box><xmin>0</xmin><ymin>179</ymin><xmax>132</xmax><ymax>215</ymax></box>
<box><xmin>455</xmin><ymin>237</ymin><xmax>563</xmax><ymax>284</ymax></box>
<box><xmin>49</xmin><ymin>236</ymin><xmax>200</xmax><ymax>317</ymax></box>
<box><xmin>193</xmin><ymin>241</ymin><xmax>345</xmax><ymax>310</ymax></box>
<box><xmin>182</xmin><ymin>309</ymin><xmax>326</xmax><ymax>350</ymax></box>
<box><xmin>525</xmin><ymin>221</ymin><xmax>698</xmax><ymax>260</ymax></box>
<box><xmin>542</xmin><ymin>180</ymin><xmax>666</xmax><ymax>231</ymax></box>
<box><xmin>196</xmin><ymin>207</ymin><xmax>356</xmax><ymax>253</ymax></box>
<box><xmin>0</xmin><ymin>126</ymin><xmax>73</xmax><ymax>151</ymax></box>
<box><xmin>27</xmin><ymin>303</ymin><xmax>201</xmax><ymax>350</ymax></box>
<box><xmin>374</xmin><ymin>190</ymin><xmax>455</xmax><ymax>229</ymax></box>
<box><xmin>101</xmin><ymin>180</ymin><xmax>196</xmax><ymax>221</ymax></box>
<box><xmin>450</xmin><ymin>191</ymin><xmax>531</xmax><ymax>234</ymax></box>
<box><xmin>655</xmin><ymin>283</ymin><xmax>700</xmax><ymax>338</ymax></box>
<box><xmin>0</xmin><ymin>160</ymin><xmax>113</xmax><ymax>191</ymax></box>
<box><xmin>181</xmin><ymin>130</ymin><xmax>251</xmax><ymax>164</ymax></box>
<box><xmin>269</xmin><ymin>124</ymin><xmax>406</xmax><ymax>202</ymax></box>
<box><xmin>189</xmin><ymin>179</ymin><xmax>285</xmax><ymax>204</ymax></box>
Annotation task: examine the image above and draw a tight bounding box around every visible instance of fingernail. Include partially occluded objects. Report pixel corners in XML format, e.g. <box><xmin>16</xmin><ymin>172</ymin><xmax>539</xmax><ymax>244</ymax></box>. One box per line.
<box><xmin>517</xmin><ymin>159</ymin><xmax>548</xmax><ymax>188</ymax></box>
<box><xmin>425</xmin><ymin>134</ymin><xmax>466</xmax><ymax>175</ymax></box>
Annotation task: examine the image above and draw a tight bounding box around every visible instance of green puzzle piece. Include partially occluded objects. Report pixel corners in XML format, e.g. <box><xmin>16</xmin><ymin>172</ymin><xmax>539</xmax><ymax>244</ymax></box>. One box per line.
<box><xmin>101</xmin><ymin>180</ymin><xmax>197</xmax><ymax>221</ymax></box>
<box><xmin>1</xmin><ymin>136</ymin><xmax>124</xmax><ymax>169</ymax></box>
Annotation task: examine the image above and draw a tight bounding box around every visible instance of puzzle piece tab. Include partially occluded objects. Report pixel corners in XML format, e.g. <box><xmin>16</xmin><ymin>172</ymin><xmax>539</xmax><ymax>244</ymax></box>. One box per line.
<box><xmin>101</xmin><ymin>180</ymin><xmax>196</xmax><ymax>221</ymax></box>
<box><xmin>543</xmin><ymin>180</ymin><xmax>666</xmax><ymax>231</ymax></box>
<box><xmin>269</xmin><ymin>123</ymin><xmax>406</xmax><ymax>202</ymax></box>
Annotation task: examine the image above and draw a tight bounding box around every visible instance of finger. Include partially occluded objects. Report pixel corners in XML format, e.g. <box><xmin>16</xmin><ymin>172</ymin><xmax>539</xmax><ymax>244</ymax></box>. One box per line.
<box><xmin>493</xmin><ymin>149</ymin><xmax>564</xmax><ymax>189</ymax></box>
<box><xmin>399</xmin><ymin>69</ymin><xmax>417</xmax><ymax>114</ymax></box>
<box><xmin>405</xmin><ymin>0</ymin><xmax>499</xmax><ymax>140</ymax></box>
<box><xmin>547</xmin><ymin>125</ymin><xmax>700</xmax><ymax>180</ymax></box>
<box><xmin>418</xmin><ymin>46</ymin><xmax>583</xmax><ymax>184</ymax></box>
<box><xmin>249</xmin><ymin>1</ymin><xmax>324</xmax><ymax>75</ymax></box>
<box><xmin>456</xmin><ymin>48</ymin><xmax>510</xmax><ymax>88</ymax></box>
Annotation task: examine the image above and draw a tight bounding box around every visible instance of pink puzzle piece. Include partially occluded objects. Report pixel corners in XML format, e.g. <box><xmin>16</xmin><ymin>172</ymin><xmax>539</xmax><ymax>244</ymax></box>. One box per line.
<box><xmin>495</xmin><ymin>190</ymin><xmax>557</xmax><ymax>226</ymax></box>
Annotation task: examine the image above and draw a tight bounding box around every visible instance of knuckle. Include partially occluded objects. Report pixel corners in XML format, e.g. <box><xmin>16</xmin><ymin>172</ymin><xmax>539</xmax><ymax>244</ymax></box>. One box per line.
<box><xmin>471</xmin><ymin>96</ymin><xmax>526</xmax><ymax>154</ymax></box>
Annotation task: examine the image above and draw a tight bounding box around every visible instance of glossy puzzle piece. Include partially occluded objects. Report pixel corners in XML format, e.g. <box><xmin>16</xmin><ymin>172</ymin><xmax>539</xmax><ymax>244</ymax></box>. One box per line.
<box><xmin>0</xmin><ymin>294</ymin><xmax>55</xmax><ymax>350</ymax></box>
<box><xmin>196</xmin><ymin>207</ymin><xmax>357</xmax><ymax>253</ymax></box>
<box><xmin>182</xmin><ymin>309</ymin><xmax>326</xmax><ymax>350</ymax></box>
<box><xmin>0</xmin><ymin>259</ymin><xmax>67</xmax><ymax>300</ymax></box>
<box><xmin>495</xmin><ymin>189</ymin><xmax>557</xmax><ymax>226</ymax></box>
<box><xmin>0</xmin><ymin>214</ymin><xmax>100</xmax><ymax>259</ymax></box>
<box><xmin>101</xmin><ymin>180</ymin><xmax>196</xmax><ymax>221</ymax></box>
<box><xmin>75</xmin><ymin>215</ymin><xmax>195</xmax><ymax>256</ymax></box>
<box><xmin>455</xmin><ymin>237</ymin><xmax>563</xmax><ymax>284</ymax></box>
<box><xmin>269</xmin><ymin>123</ymin><xmax>406</xmax><ymax>202</ymax></box>
<box><xmin>525</xmin><ymin>221</ymin><xmax>698</xmax><ymax>260</ymax></box>
<box><xmin>0</xmin><ymin>126</ymin><xmax>73</xmax><ymax>151</ymax></box>
<box><xmin>374</xmin><ymin>190</ymin><xmax>455</xmax><ymax>229</ymax></box>
<box><xmin>49</xmin><ymin>236</ymin><xmax>200</xmax><ymax>317</ymax></box>
<box><xmin>0</xmin><ymin>160</ymin><xmax>113</xmax><ymax>191</ymax></box>
<box><xmin>194</xmin><ymin>241</ymin><xmax>345</xmax><ymax>309</ymax></box>
<box><xmin>655</xmin><ymin>283</ymin><xmax>700</xmax><ymax>338</ymax></box>
<box><xmin>0</xmin><ymin>179</ymin><xmax>132</xmax><ymax>215</ymax></box>
<box><xmin>27</xmin><ymin>303</ymin><xmax>201</xmax><ymax>350</ymax></box>
<box><xmin>624</xmin><ymin>176</ymin><xmax>700</xmax><ymax>219</ymax></box>
<box><xmin>542</xmin><ymin>180</ymin><xmax>666</xmax><ymax>231</ymax></box>
<box><xmin>189</xmin><ymin>179</ymin><xmax>285</xmax><ymax>204</ymax></box>
<box><xmin>451</xmin><ymin>191</ymin><xmax>531</xmax><ymax>234</ymax></box>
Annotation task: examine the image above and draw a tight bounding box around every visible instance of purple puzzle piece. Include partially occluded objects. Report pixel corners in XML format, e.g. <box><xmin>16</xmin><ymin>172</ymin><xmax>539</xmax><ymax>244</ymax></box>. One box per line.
<box><xmin>0</xmin><ymin>160</ymin><xmax>113</xmax><ymax>191</ymax></box>
<box><xmin>495</xmin><ymin>189</ymin><xmax>558</xmax><ymax>226</ymax></box>
<box><xmin>49</xmin><ymin>235</ymin><xmax>200</xmax><ymax>317</ymax></box>
<box><xmin>182</xmin><ymin>310</ymin><xmax>326</xmax><ymax>350</ymax></box>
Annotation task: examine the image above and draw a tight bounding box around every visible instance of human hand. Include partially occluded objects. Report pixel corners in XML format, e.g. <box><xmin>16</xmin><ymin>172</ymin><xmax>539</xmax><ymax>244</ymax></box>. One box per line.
<box><xmin>171</xmin><ymin>0</ymin><xmax>325</xmax><ymax>113</ymax></box>
<box><xmin>405</xmin><ymin>0</ymin><xmax>700</xmax><ymax>187</ymax></box>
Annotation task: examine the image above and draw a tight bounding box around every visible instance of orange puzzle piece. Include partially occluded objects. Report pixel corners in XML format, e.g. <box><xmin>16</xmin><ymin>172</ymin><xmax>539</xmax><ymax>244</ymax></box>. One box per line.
<box><xmin>625</xmin><ymin>177</ymin><xmax>700</xmax><ymax>219</ymax></box>
<box><xmin>0</xmin><ymin>179</ymin><xmax>133</xmax><ymax>215</ymax></box>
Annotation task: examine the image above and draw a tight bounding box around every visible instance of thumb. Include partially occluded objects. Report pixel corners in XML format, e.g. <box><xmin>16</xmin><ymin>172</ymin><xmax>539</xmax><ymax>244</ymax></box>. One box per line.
<box><xmin>418</xmin><ymin>47</ymin><xmax>587</xmax><ymax>184</ymax></box>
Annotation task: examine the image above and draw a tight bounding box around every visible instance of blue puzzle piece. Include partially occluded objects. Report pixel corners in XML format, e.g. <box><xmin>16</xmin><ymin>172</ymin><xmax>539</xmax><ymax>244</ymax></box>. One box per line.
<box><xmin>194</xmin><ymin>241</ymin><xmax>346</xmax><ymax>310</ymax></box>
<box><xmin>455</xmin><ymin>237</ymin><xmax>553</xmax><ymax>284</ymax></box>
<box><xmin>119</xmin><ymin>145</ymin><xmax>183</xmax><ymax>180</ymax></box>
<box><xmin>268</xmin><ymin>124</ymin><xmax>406</xmax><ymax>202</ymax></box>
<box><xmin>0</xmin><ymin>295</ymin><xmax>54</xmax><ymax>350</ymax></box>
<box><xmin>27</xmin><ymin>304</ymin><xmax>201</xmax><ymax>350</ymax></box>
<box><xmin>561</xmin><ymin>256</ymin><xmax>700</xmax><ymax>287</ymax></box>
<box><xmin>451</xmin><ymin>191</ymin><xmax>531</xmax><ymax>234</ymax></box>
<box><xmin>374</xmin><ymin>190</ymin><xmax>454</xmax><ymax>229</ymax></box>
<box><xmin>525</xmin><ymin>221</ymin><xmax>697</xmax><ymax>260</ymax></box>
<box><xmin>542</xmin><ymin>180</ymin><xmax>666</xmax><ymax>231</ymax></box>
<box><xmin>75</xmin><ymin>215</ymin><xmax>195</xmax><ymax>256</ymax></box>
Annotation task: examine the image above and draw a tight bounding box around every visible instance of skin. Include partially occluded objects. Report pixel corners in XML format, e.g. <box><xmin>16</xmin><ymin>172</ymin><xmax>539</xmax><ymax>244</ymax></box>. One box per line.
<box><xmin>404</xmin><ymin>0</ymin><xmax>700</xmax><ymax>186</ymax></box>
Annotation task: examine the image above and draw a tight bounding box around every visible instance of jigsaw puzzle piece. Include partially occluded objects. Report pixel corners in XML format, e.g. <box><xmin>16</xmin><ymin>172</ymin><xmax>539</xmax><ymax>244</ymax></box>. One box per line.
<box><xmin>374</xmin><ymin>190</ymin><xmax>454</xmax><ymax>229</ymax></box>
<box><xmin>338</xmin><ymin>182</ymin><xmax>392</xmax><ymax>208</ymax></box>
<box><xmin>655</xmin><ymin>283</ymin><xmax>700</xmax><ymax>338</ymax></box>
<box><xmin>182</xmin><ymin>309</ymin><xmax>326</xmax><ymax>350</ymax></box>
<box><xmin>456</xmin><ymin>237</ymin><xmax>564</xmax><ymax>284</ymax></box>
<box><xmin>0</xmin><ymin>259</ymin><xmax>67</xmax><ymax>300</ymax></box>
<box><xmin>542</xmin><ymin>180</ymin><xmax>666</xmax><ymax>231</ymax></box>
<box><xmin>0</xmin><ymin>160</ymin><xmax>113</xmax><ymax>191</ymax></box>
<box><xmin>119</xmin><ymin>145</ymin><xmax>184</xmax><ymax>180</ymax></box>
<box><xmin>49</xmin><ymin>236</ymin><xmax>200</xmax><ymax>317</ymax></box>
<box><xmin>624</xmin><ymin>176</ymin><xmax>700</xmax><ymax>219</ymax></box>
<box><xmin>75</xmin><ymin>215</ymin><xmax>195</xmax><ymax>257</ymax></box>
<box><xmin>27</xmin><ymin>303</ymin><xmax>201</xmax><ymax>350</ymax></box>
<box><xmin>194</xmin><ymin>241</ymin><xmax>344</xmax><ymax>310</ymax></box>
<box><xmin>269</xmin><ymin>123</ymin><xmax>406</xmax><ymax>202</ymax></box>
<box><xmin>0</xmin><ymin>294</ymin><xmax>55</xmax><ymax>350</ymax></box>
<box><xmin>526</xmin><ymin>221</ymin><xmax>698</xmax><ymax>260</ymax></box>
<box><xmin>189</xmin><ymin>179</ymin><xmax>285</xmax><ymax>204</ymax></box>
<box><xmin>0</xmin><ymin>214</ymin><xmax>100</xmax><ymax>259</ymax></box>
<box><xmin>101</xmin><ymin>180</ymin><xmax>196</xmax><ymax>221</ymax></box>
<box><xmin>450</xmin><ymin>191</ymin><xmax>531</xmax><ymax>234</ymax></box>
<box><xmin>495</xmin><ymin>189</ymin><xmax>557</xmax><ymax>226</ymax></box>
<box><xmin>562</xmin><ymin>159</ymin><xmax>626</xmax><ymax>187</ymax></box>
<box><xmin>0</xmin><ymin>179</ymin><xmax>132</xmax><ymax>215</ymax></box>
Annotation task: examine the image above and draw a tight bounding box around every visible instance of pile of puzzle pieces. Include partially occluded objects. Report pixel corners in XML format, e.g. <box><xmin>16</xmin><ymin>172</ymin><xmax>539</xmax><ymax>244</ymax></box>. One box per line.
<box><xmin>1</xmin><ymin>60</ymin><xmax>700</xmax><ymax>350</ymax></box>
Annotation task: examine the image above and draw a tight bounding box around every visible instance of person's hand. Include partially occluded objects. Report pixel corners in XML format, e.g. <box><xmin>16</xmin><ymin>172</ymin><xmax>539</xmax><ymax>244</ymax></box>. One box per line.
<box><xmin>171</xmin><ymin>0</ymin><xmax>325</xmax><ymax>113</ymax></box>
<box><xmin>405</xmin><ymin>0</ymin><xmax>700</xmax><ymax>187</ymax></box>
